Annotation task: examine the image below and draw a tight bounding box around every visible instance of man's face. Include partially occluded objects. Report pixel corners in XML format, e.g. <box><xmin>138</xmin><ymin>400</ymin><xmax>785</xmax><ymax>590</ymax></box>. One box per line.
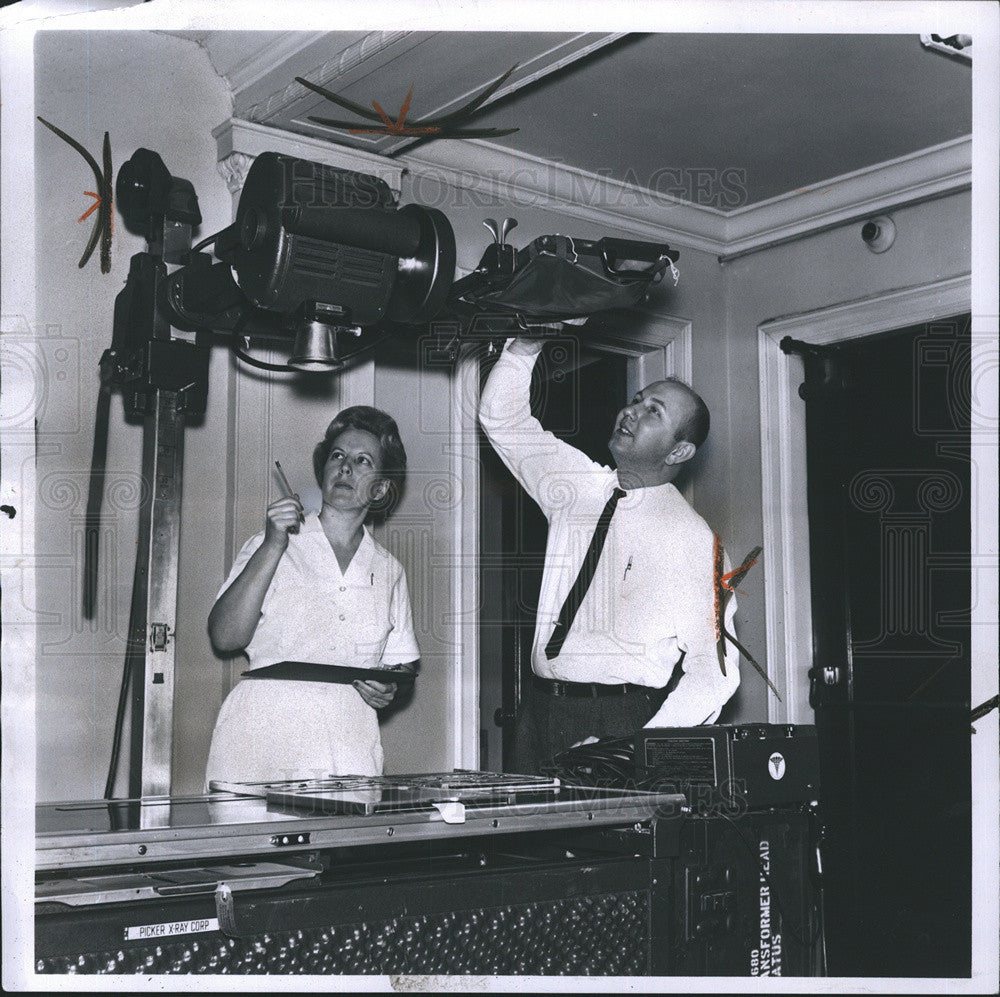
<box><xmin>608</xmin><ymin>380</ymin><xmax>694</xmax><ymax>472</ymax></box>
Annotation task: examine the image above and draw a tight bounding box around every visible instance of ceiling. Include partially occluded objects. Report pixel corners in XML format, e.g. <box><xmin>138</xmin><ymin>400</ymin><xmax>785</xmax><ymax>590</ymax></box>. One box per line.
<box><xmin>167</xmin><ymin>29</ymin><xmax>972</xmax><ymax>213</ymax></box>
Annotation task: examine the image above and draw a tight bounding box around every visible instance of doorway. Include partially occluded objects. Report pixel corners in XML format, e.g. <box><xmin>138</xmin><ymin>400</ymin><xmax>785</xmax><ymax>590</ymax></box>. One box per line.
<box><xmin>795</xmin><ymin>316</ymin><xmax>971</xmax><ymax>977</ymax></box>
<box><xmin>477</xmin><ymin>340</ymin><xmax>627</xmax><ymax>772</ymax></box>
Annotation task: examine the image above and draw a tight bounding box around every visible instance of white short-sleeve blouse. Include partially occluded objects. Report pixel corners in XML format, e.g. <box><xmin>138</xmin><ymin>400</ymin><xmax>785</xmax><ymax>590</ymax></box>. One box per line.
<box><xmin>204</xmin><ymin>514</ymin><xmax>419</xmax><ymax>787</ymax></box>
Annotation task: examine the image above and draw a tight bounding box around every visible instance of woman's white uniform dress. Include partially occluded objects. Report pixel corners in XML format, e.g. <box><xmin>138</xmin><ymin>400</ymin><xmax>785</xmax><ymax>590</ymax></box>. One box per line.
<box><xmin>205</xmin><ymin>512</ymin><xmax>419</xmax><ymax>788</ymax></box>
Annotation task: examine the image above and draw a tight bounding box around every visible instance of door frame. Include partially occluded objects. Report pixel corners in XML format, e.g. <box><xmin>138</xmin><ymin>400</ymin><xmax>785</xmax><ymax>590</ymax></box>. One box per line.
<box><xmin>454</xmin><ymin>312</ymin><xmax>692</xmax><ymax>770</ymax></box>
<box><xmin>756</xmin><ymin>273</ymin><xmax>971</xmax><ymax>724</ymax></box>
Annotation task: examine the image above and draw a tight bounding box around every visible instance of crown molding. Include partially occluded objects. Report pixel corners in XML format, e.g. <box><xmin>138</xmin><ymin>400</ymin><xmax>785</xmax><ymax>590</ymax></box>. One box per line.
<box><xmin>235</xmin><ymin>31</ymin><xmax>626</xmax><ymax>159</ymax></box>
<box><xmin>223</xmin><ymin>31</ymin><xmax>329</xmax><ymax>94</ymax></box>
<box><xmin>214</xmin><ymin>117</ymin><xmax>971</xmax><ymax>260</ymax></box>
<box><xmin>397</xmin><ymin>134</ymin><xmax>971</xmax><ymax>258</ymax></box>
<box><xmin>238</xmin><ymin>31</ymin><xmax>413</xmax><ymax>122</ymax></box>
<box><xmin>720</xmin><ymin>136</ymin><xmax>972</xmax><ymax>261</ymax></box>
<box><xmin>213</xmin><ymin>118</ymin><xmax>406</xmax><ymax>197</ymax></box>
<box><xmin>398</xmin><ymin>140</ymin><xmax>731</xmax><ymax>254</ymax></box>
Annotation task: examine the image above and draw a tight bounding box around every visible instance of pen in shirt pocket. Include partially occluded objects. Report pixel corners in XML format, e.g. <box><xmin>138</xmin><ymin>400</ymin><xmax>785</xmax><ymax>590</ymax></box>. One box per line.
<box><xmin>623</xmin><ymin>555</ymin><xmax>633</xmax><ymax>584</ymax></box>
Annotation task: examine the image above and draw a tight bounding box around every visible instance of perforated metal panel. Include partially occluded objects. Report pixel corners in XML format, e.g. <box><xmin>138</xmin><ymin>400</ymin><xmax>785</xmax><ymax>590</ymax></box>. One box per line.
<box><xmin>37</xmin><ymin>891</ymin><xmax>649</xmax><ymax>975</ymax></box>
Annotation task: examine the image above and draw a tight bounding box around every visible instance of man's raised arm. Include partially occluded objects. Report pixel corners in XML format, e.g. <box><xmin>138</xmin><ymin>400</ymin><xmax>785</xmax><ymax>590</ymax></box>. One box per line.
<box><xmin>479</xmin><ymin>338</ymin><xmax>602</xmax><ymax>514</ymax></box>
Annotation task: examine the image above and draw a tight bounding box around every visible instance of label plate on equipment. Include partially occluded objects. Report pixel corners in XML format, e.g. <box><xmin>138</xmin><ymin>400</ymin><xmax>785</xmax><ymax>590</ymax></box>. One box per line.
<box><xmin>642</xmin><ymin>736</ymin><xmax>718</xmax><ymax>783</ymax></box>
<box><xmin>125</xmin><ymin>917</ymin><xmax>219</xmax><ymax>941</ymax></box>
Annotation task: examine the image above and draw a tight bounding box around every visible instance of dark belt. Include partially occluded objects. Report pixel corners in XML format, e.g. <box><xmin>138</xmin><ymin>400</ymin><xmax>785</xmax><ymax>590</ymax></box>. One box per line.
<box><xmin>531</xmin><ymin>674</ymin><xmax>651</xmax><ymax>698</ymax></box>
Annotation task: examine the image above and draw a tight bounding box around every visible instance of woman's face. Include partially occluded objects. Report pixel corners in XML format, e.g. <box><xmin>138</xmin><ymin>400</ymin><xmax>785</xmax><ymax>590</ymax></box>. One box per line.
<box><xmin>321</xmin><ymin>427</ymin><xmax>388</xmax><ymax>514</ymax></box>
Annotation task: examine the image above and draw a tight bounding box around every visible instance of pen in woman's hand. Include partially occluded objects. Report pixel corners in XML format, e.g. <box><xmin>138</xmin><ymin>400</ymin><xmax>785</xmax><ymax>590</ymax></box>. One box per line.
<box><xmin>274</xmin><ymin>460</ymin><xmax>305</xmax><ymax>527</ymax></box>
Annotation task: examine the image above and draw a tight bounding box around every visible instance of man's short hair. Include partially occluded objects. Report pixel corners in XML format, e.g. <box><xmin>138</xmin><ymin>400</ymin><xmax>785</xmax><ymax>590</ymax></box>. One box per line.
<box><xmin>663</xmin><ymin>377</ymin><xmax>710</xmax><ymax>449</ymax></box>
<box><xmin>313</xmin><ymin>405</ymin><xmax>407</xmax><ymax>521</ymax></box>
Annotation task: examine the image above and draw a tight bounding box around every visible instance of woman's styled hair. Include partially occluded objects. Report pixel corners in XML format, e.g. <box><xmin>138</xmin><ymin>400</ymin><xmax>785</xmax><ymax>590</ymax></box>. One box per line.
<box><xmin>313</xmin><ymin>406</ymin><xmax>407</xmax><ymax>522</ymax></box>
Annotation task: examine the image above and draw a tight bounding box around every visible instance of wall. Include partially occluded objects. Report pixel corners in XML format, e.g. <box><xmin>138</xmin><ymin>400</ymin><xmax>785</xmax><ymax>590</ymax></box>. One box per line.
<box><xmin>371</xmin><ymin>353</ymin><xmax>455</xmax><ymax>771</ymax></box>
<box><xmin>33</xmin><ymin>30</ymin><xmax>233</xmax><ymax>799</ymax></box>
<box><xmin>722</xmin><ymin>190</ymin><xmax>972</xmax><ymax>723</ymax></box>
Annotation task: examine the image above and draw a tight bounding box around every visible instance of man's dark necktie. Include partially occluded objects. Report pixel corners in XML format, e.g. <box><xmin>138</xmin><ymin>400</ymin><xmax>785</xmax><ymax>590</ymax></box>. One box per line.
<box><xmin>544</xmin><ymin>487</ymin><xmax>626</xmax><ymax>660</ymax></box>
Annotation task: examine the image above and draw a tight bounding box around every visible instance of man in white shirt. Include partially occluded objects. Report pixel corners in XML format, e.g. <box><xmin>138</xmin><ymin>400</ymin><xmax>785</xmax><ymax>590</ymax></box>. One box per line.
<box><xmin>479</xmin><ymin>336</ymin><xmax>739</xmax><ymax>774</ymax></box>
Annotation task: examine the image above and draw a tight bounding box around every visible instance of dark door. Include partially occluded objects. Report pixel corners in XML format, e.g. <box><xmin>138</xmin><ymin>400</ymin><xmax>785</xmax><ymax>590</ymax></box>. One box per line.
<box><xmin>478</xmin><ymin>340</ymin><xmax>627</xmax><ymax>771</ymax></box>
<box><xmin>794</xmin><ymin>317</ymin><xmax>972</xmax><ymax>977</ymax></box>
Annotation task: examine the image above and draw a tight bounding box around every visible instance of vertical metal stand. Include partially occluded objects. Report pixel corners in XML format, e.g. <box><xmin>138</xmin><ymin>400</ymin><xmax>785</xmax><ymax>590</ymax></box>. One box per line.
<box><xmin>101</xmin><ymin>151</ymin><xmax>207</xmax><ymax>800</ymax></box>
<box><xmin>127</xmin><ymin>392</ymin><xmax>185</xmax><ymax>799</ymax></box>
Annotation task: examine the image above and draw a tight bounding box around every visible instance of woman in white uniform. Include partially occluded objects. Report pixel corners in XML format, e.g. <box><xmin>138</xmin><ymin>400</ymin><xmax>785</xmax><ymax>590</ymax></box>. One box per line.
<box><xmin>205</xmin><ymin>406</ymin><xmax>419</xmax><ymax>787</ymax></box>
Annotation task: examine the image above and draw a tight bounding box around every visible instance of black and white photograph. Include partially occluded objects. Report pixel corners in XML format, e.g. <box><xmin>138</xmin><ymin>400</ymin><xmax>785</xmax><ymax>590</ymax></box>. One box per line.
<box><xmin>2</xmin><ymin>0</ymin><xmax>997</xmax><ymax>991</ymax></box>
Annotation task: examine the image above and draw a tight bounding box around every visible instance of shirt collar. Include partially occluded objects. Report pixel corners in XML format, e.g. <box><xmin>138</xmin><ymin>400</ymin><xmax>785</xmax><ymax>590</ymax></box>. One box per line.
<box><xmin>302</xmin><ymin>513</ymin><xmax>376</xmax><ymax>577</ymax></box>
<box><xmin>347</xmin><ymin>527</ymin><xmax>378</xmax><ymax>580</ymax></box>
<box><xmin>613</xmin><ymin>479</ymin><xmax>681</xmax><ymax>508</ymax></box>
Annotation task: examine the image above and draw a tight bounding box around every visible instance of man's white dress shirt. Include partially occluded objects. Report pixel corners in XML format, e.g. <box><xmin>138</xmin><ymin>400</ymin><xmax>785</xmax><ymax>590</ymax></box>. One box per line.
<box><xmin>479</xmin><ymin>346</ymin><xmax>739</xmax><ymax>727</ymax></box>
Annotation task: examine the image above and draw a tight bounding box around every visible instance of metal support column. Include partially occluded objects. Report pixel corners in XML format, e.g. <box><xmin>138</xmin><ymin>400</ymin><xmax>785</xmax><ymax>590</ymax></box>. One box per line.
<box><xmin>143</xmin><ymin>392</ymin><xmax>185</xmax><ymax>797</ymax></box>
<box><xmin>127</xmin><ymin>391</ymin><xmax>186</xmax><ymax>799</ymax></box>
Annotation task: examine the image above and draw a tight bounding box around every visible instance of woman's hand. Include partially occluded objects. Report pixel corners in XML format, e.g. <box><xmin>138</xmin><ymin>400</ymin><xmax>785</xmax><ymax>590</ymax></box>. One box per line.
<box><xmin>264</xmin><ymin>496</ymin><xmax>305</xmax><ymax>550</ymax></box>
<box><xmin>352</xmin><ymin>678</ymin><xmax>398</xmax><ymax>710</ymax></box>
<box><xmin>353</xmin><ymin>663</ymin><xmax>416</xmax><ymax>710</ymax></box>
<box><xmin>209</xmin><ymin>499</ymin><xmax>303</xmax><ymax>653</ymax></box>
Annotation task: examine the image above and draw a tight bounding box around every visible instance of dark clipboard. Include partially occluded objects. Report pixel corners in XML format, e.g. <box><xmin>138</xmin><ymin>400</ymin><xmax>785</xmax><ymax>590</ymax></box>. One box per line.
<box><xmin>242</xmin><ymin>660</ymin><xmax>415</xmax><ymax>686</ymax></box>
